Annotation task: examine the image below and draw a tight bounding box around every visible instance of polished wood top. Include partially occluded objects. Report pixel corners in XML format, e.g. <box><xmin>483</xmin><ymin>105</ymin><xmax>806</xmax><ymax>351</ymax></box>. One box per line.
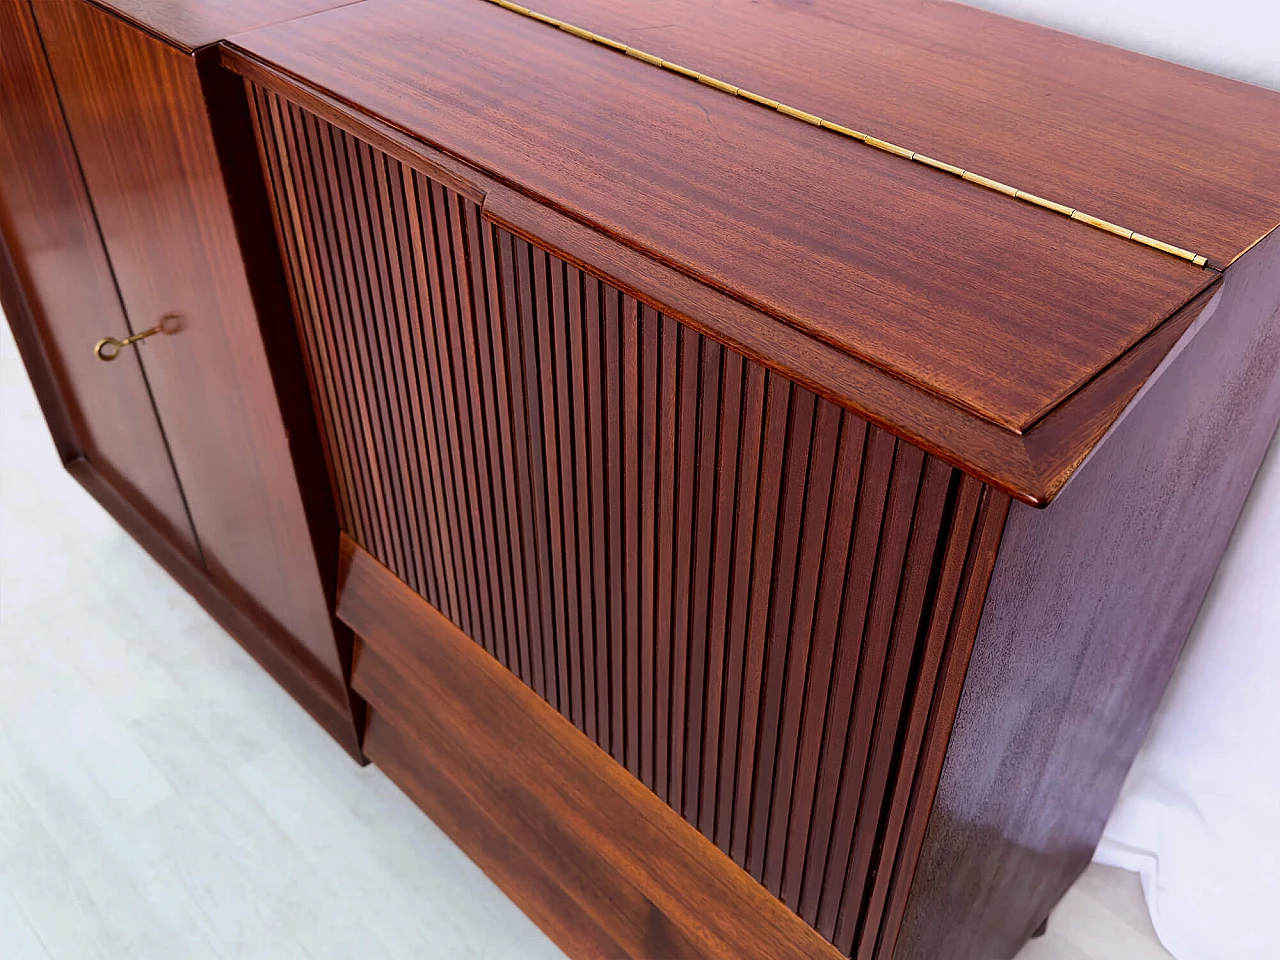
<box><xmin>525</xmin><ymin>0</ymin><xmax>1280</xmax><ymax>271</ymax></box>
<box><xmin>92</xmin><ymin>0</ymin><xmax>360</xmax><ymax>51</ymax></box>
<box><xmin>226</xmin><ymin>0</ymin><xmax>1226</xmax><ymax>436</ymax></box>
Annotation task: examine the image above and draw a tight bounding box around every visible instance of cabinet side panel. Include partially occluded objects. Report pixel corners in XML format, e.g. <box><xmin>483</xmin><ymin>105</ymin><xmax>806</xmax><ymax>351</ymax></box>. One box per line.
<box><xmin>251</xmin><ymin>83</ymin><xmax>1012</xmax><ymax>956</ymax></box>
<box><xmin>0</xmin><ymin>0</ymin><xmax>196</xmax><ymax>554</ymax></box>
<box><xmin>32</xmin><ymin>0</ymin><xmax>345</xmax><ymax>680</ymax></box>
<box><xmin>896</xmin><ymin>227</ymin><xmax>1280</xmax><ymax>960</ymax></box>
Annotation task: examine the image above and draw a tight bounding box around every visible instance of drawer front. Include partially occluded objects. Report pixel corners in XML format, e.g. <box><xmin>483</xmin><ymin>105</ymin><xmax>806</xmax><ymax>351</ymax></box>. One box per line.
<box><xmin>250</xmin><ymin>83</ymin><xmax>1004</xmax><ymax>956</ymax></box>
<box><xmin>0</xmin><ymin>0</ymin><xmax>196</xmax><ymax>555</ymax></box>
<box><xmin>338</xmin><ymin>534</ymin><xmax>840</xmax><ymax>960</ymax></box>
<box><xmin>33</xmin><ymin>0</ymin><xmax>342</xmax><ymax>678</ymax></box>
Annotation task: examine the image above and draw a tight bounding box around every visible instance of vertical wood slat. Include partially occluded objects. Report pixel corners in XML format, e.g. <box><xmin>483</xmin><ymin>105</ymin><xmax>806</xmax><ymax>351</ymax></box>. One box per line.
<box><xmin>583</xmin><ymin>274</ymin><xmax>610</xmax><ymax>748</ymax></box>
<box><xmin>854</xmin><ymin>473</ymin><xmax>985</xmax><ymax>960</ymax></box>
<box><xmin>653</xmin><ymin>311</ymin><xmax>678</xmax><ymax>801</ymax></box>
<box><xmin>457</xmin><ymin>196</ymin><xmax>507</xmax><ymax>665</ymax></box>
<box><xmin>638</xmin><ymin>303</ymin><xmax>660</xmax><ymax>788</ymax></box>
<box><xmin>493</xmin><ymin>230</ymin><xmax>540</xmax><ymax>687</ymax></box>
<box><xmin>682</xmin><ymin>338</ymin><xmax>723</xmax><ymax>820</ymax></box>
<box><xmin>250</xmin><ymin>85</ymin><xmax>1001</xmax><ymax>958</ymax></box>
<box><xmin>714</xmin><ymin>360</ymin><xmax>768</xmax><ymax>855</ymax></box>
<box><xmin>696</xmin><ymin>348</ymin><xmax>744</xmax><ymax>836</ymax></box>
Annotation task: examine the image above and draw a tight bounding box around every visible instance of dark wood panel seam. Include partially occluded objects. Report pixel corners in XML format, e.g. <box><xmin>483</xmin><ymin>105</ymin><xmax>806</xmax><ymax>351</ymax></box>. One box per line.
<box><xmin>851</xmin><ymin>468</ymin><xmax>967</xmax><ymax>958</ymax></box>
<box><xmin>199</xmin><ymin>54</ymin><xmax>358</xmax><ymax>652</ymax></box>
<box><xmin>874</xmin><ymin>486</ymin><xmax>1012</xmax><ymax>960</ymax></box>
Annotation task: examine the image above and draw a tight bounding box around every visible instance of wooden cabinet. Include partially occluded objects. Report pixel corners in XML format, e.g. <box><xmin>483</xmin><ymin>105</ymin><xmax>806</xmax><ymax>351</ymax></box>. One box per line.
<box><xmin>0</xmin><ymin>1</ymin><xmax>197</xmax><ymax>556</ymax></box>
<box><xmin>0</xmin><ymin>0</ymin><xmax>361</xmax><ymax>758</ymax></box>
<box><xmin>4</xmin><ymin>1</ymin><xmax>1280</xmax><ymax>958</ymax></box>
<box><xmin>224</xmin><ymin>3</ymin><xmax>1280</xmax><ymax>958</ymax></box>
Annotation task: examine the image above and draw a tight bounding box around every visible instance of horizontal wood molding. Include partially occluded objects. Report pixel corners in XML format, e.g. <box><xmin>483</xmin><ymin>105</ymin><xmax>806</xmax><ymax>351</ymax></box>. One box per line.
<box><xmin>338</xmin><ymin>535</ymin><xmax>844</xmax><ymax>960</ymax></box>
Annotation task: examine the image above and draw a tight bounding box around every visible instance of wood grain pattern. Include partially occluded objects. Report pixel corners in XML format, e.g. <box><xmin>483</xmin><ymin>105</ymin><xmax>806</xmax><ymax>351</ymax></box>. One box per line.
<box><xmin>250</xmin><ymin>87</ymin><xmax>1015</xmax><ymax>955</ymax></box>
<box><xmin>88</xmin><ymin>0</ymin><xmax>363</xmax><ymax>51</ymax></box>
<box><xmin>33</xmin><ymin>0</ymin><xmax>348</xmax><ymax>684</ymax></box>
<box><xmin>0</xmin><ymin>0</ymin><xmax>197</xmax><ymax>557</ymax></box>
<box><xmin>220</xmin><ymin>49</ymin><xmax>1226</xmax><ymax>507</ymax></box>
<box><xmin>522</xmin><ymin>0</ymin><xmax>1280</xmax><ymax>270</ymax></box>
<box><xmin>224</xmin><ymin>0</ymin><xmax>1215</xmax><ymax>436</ymax></box>
<box><xmin>893</xmin><ymin>226</ymin><xmax>1280</xmax><ymax>960</ymax></box>
<box><xmin>11</xmin><ymin>6</ymin><xmax>1277</xmax><ymax>957</ymax></box>
<box><xmin>338</xmin><ymin>535</ymin><xmax>847</xmax><ymax>960</ymax></box>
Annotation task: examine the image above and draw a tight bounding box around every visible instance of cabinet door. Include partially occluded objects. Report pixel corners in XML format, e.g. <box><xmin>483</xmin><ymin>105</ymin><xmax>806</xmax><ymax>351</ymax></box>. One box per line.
<box><xmin>32</xmin><ymin>0</ymin><xmax>345</xmax><ymax>680</ymax></box>
<box><xmin>0</xmin><ymin>0</ymin><xmax>198</xmax><ymax>556</ymax></box>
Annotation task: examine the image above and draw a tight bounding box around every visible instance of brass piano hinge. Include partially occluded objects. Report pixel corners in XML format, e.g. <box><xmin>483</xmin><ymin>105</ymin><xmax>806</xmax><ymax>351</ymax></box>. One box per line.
<box><xmin>479</xmin><ymin>0</ymin><xmax>1212</xmax><ymax>270</ymax></box>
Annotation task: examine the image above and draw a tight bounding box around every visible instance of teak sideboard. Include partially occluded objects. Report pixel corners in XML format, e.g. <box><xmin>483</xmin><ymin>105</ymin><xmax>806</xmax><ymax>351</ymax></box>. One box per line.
<box><xmin>3</xmin><ymin>1</ymin><xmax>1279</xmax><ymax>957</ymax></box>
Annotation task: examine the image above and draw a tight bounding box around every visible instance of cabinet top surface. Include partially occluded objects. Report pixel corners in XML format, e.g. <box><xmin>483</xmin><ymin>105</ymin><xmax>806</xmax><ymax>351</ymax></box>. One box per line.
<box><xmin>94</xmin><ymin>0</ymin><xmax>361</xmax><ymax>50</ymax></box>
<box><xmin>225</xmin><ymin>0</ymin><xmax>1280</xmax><ymax>436</ymax></box>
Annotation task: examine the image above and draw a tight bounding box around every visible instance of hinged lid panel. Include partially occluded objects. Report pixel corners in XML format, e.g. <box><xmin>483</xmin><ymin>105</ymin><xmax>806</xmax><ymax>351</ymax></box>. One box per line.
<box><xmin>523</xmin><ymin>0</ymin><xmax>1280</xmax><ymax>271</ymax></box>
<box><xmin>227</xmin><ymin>0</ymin><xmax>1216</xmax><ymax>435</ymax></box>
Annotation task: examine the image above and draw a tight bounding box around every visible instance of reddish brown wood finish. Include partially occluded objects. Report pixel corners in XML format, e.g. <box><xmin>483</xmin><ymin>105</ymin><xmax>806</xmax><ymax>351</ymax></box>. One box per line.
<box><xmin>0</xmin><ymin>0</ymin><xmax>358</xmax><ymax>754</ymax></box>
<box><xmin>33</xmin><ymin>0</ymin><xmax>349</xmax><ymax>687</ymax></box>
<box><xmin>339</xmin><ymin>535</ymin><xmax>847</xmax><ymax>960</ymax></box>
<box><xmin>856</xmin><ymin>482</ymin><xmax>1012</xmax><ymax>960</ymax></box>
<box><xmin>9</xmin><ymin>3</ymin><xmax>1276</xmax><ymax>959</ymax></box>
<box><xmin>87</xmin><ymin>0</ymin><xmax>362</xmax><ymax>51</ymax></box>
<box><xmin>242</xmin><ymin>6</ymin><xmax>1280</xmax><ymax>960</ymax></box>
<box><xmin>0</xmin><ymin>0</ymin><xmax>197</xmax><ymax>556</ymax></box>
<box><xmin>250</xmin><ymin>85</ymin><xmax>1019</xmax><ymax>956</ymax></box>
<box><xmin>893</xmin><ymin>226</ymin><xmax>1280</xmax><ymax>960</ymax></box>
<box><xmin>222</xmin><ymin>45</ymin><xmax>1223</xmax><ymax>508</ymax></box>
<box><xmin>224</xmin><ymin>0</ymin><xmax>1215</xmax><ymax>437</ymax></box>
<box><xmin>527</xmin><ymin>0</ymin><xmax>1280</xmax><ymax>269</ymax></box>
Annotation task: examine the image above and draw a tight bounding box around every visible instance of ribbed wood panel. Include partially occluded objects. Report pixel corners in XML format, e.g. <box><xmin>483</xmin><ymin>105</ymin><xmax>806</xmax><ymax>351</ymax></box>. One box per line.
<box><xmin>247</xmin><ymin>82</ymin><xmax>1000</xmax><ymax>957</ymax></box>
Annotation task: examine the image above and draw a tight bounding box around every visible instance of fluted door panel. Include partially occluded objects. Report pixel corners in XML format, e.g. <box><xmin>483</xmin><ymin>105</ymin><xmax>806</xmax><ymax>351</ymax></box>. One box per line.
<box><xmin>248</xmin><ymin>82</ymin><xmax>1003</xmax><ymax>957</ymax></box>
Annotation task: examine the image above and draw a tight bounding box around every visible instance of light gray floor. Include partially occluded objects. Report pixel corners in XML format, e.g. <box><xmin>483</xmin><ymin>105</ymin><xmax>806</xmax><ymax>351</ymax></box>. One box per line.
<box><xmin>0</xmin><ymin>318</ymin><xmax>1177</xmax><ymax>960</ymax></box>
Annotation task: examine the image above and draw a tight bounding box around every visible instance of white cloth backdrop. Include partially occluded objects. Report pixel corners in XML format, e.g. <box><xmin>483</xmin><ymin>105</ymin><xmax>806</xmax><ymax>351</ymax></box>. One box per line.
<box><xmin>1093</xmin><ymin>438</ymin><xmax>1280</xmax><ymax>960</ymax></box>
<box><xmin>965</xmin><ymin>2</ymin><xmax>1280</xmax><ymax>957</ymax></box>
